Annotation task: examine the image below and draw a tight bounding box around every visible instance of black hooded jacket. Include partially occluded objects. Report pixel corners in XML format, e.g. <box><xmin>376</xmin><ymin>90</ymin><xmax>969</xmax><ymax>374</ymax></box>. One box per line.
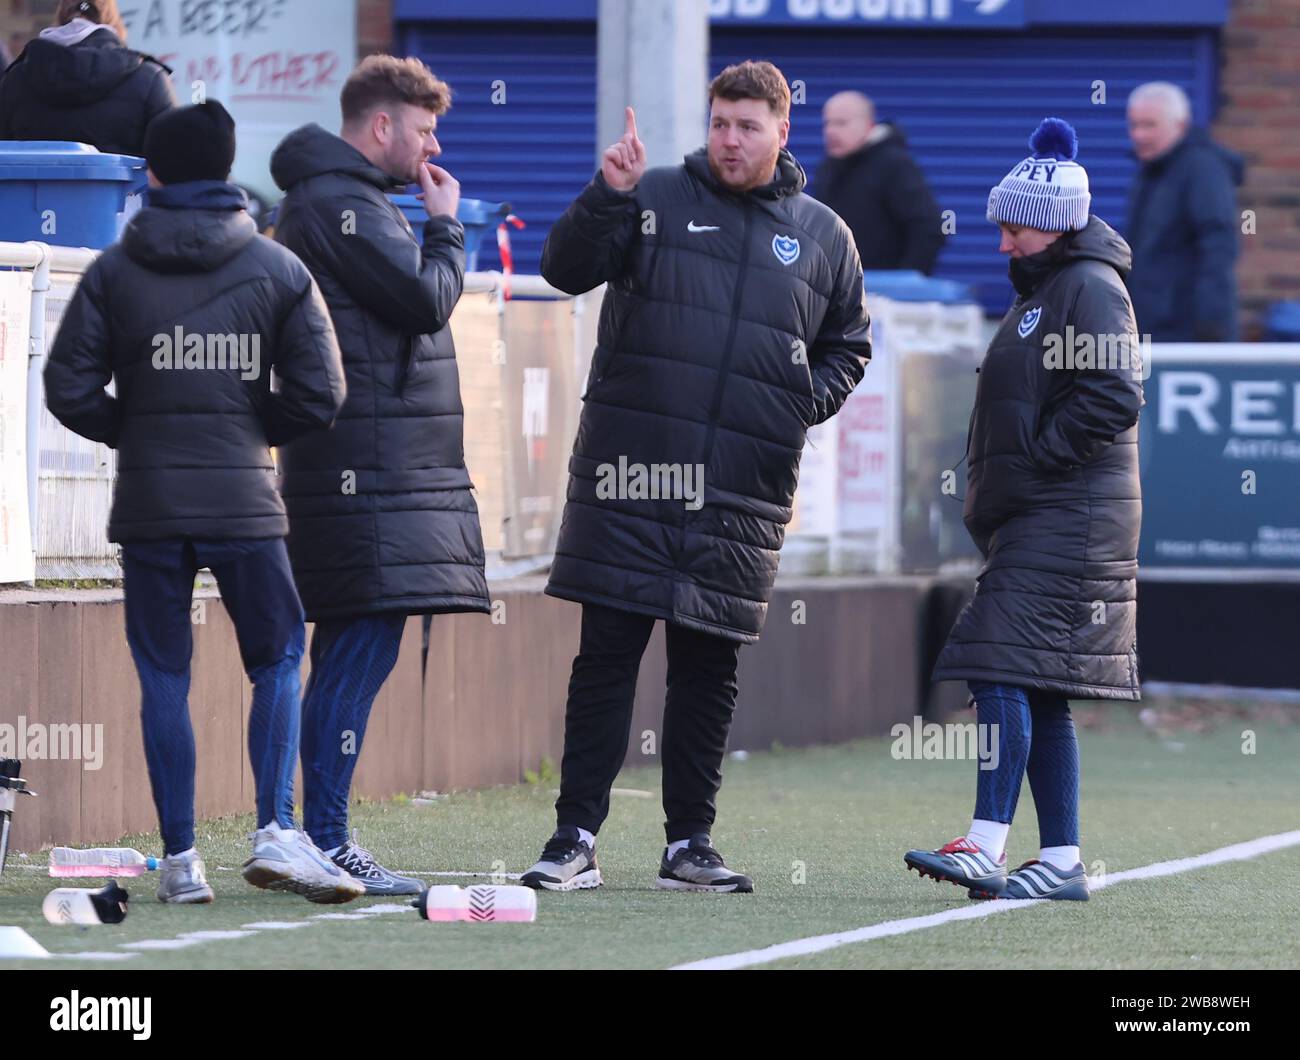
<box><xmin>0</xmin><ymin>27</ymin><xmax>174</xmax><ymax>155</ymax></box>
<box><xmin>812</xmin><ymin>124</ymin><xmax>945</xmax><ymax>274</ymax></box>
<box><xmin>541</xmin><ymin>148</ymin><xmax>872</xmax><ymax>643</ymax></box>
<box><xmin>933</xmin><ymin>216</ymin><xmax>1144</xmax><ymax>700</ymax></box>
<box><xmin>270</xmin><ymin>123</ymin><xmax>489</xmax><ymax>621</ymax></box>
<box><xmin>43</xmin><ymin>188</ymin><xmax>346</xmax><ymax>542</ymax></box>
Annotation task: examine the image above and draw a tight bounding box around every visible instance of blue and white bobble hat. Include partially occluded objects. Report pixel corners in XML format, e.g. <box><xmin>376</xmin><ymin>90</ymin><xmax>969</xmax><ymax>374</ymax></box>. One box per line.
<box><xmin>986</xmin><ymin>118</ymin><xmax>1091</xmax><ymax>233</ymax></box>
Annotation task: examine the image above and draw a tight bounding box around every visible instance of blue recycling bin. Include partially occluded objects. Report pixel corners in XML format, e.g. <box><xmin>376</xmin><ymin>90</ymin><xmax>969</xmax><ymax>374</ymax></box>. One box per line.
<box><xmin>0</xmin><ymin>141</ymin><xmax>146</xmax><ymax>249</ymax></box>
<box><xmin>1264</xmin><ymin>300</ymin><xmax>1300</xmax><ymax>342</ymax></box>
<box><xmin>863</xmin><ymin>270</ymin><xmax>975</xmax><ymax>305</ymax></box>
<box><xmin>388</xmin><ymin>194</ymin><xmax>511</xmax><ymax>271</ymax></box>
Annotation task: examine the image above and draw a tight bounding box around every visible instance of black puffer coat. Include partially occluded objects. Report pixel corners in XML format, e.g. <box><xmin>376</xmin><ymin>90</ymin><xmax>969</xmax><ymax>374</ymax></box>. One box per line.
<box><xmin>933</xmin><ymin>216</ymin><xmax>1144</xmax><ymax>700</ymax></box>
<box><xmin>542</xmin><ymin>148</ymin><xmax>872</xmax><ymax>643</ymax></box>
<box><xmin>812</xmin><ymin>124</ymin><xmax>945</xmax><ymax>274</ymax></box>
<box><xmin>270</xmin><ymin>124</ymin><xmax>490</xmax><ymax>621</ymax></box>
<box><xmin>0</xmin><ymin>27</ymin><xmax>174</xmax><ymax>155</ymax></box>
<box><xmin>43</xmin><ymin>192</ymin><xmax>345</xmax><ymax>542</ymax></box>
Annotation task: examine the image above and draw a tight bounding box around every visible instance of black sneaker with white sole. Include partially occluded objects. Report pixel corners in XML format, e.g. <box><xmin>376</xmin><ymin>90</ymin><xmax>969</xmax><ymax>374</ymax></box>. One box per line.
<box><xmin>328</xmin><ymin>835</ymin><xmax>422</xmax><ymax>896</ymax></box>
<box><xmin>657</xmin><ymin>834</ymin><xmax>754</xmax><ymax>893</ymax></box>
<box><xmin>520</xmin><ymin>826</ymin><xmax>602</xmax><ymax>891</ymax></box>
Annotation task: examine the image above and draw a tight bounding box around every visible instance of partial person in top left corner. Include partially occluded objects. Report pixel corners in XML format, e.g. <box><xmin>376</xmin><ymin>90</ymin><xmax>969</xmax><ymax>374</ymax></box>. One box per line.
<box><xmin>0</xmin><ymin>0</ymin><xmax>175</xmax><ymax>156</ymax></box>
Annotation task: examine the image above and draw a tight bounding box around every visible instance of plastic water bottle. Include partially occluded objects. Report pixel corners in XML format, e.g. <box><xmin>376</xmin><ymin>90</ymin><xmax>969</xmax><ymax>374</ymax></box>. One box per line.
<box><xmin>412</xmin><ymin>884</ymin><xmax>537</xmax><ymax>922</ymax></box>
<box><xmin>49</xmin><ymin>847</ymin><xmax>158</xmax><ymax>878</ymax></box>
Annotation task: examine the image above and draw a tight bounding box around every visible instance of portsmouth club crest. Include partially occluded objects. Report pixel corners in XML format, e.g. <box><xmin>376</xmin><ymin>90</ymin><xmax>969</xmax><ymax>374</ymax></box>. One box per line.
<box><xmin>1018</xmin><ymin>305</ymin><xmax>1042</xmax><ymax>338</ymax></box>
<box><xmin>772</xmin><ymin>233</ymin><xmax>800</xmax><ymax>266</ymax></box>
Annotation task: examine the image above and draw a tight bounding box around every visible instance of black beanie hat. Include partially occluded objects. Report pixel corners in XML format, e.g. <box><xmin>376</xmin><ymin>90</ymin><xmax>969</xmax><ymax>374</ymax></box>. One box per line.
<box><xmin>144</xmin><ymin>100</ymin><xmax>237</xmax><ymax>184</ymax></box>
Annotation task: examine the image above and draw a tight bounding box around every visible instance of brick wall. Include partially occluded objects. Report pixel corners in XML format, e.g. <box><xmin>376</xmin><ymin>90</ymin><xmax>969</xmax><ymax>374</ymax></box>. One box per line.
<box><xmin>357</xmin><ymin>0</ymin><xmax>394</xmax><ymax>57</ymax></box>
<box><xmin>1215</xmin><ymin>0</ymin><xmax>1300</xmax><ymax>338</ymax></box>
<box><xmin>2</xmin><ymin>0</ymin><xmax>54</xmax><ymax>62</ymax></box>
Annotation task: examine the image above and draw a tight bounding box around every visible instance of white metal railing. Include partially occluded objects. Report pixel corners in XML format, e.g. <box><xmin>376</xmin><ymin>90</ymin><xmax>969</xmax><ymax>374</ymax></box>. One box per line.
<box><xmin>2</xmin><ymin>242</ymin><xmax>102</xmax><ymax>581</ymax></box>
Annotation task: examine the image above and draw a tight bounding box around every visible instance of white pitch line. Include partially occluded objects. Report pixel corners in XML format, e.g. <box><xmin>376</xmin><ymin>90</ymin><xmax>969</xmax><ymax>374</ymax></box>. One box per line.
<box><xmin>310</xmin><ymin>904</ymin><xmax>413</xmax><ymax>921</ymax></box>
<box><xmin>52</xmin><ymin>951</ymin><xmax>141</xmax><ymax>961</ymax></box>
<box><xmin>212</xmin><ymin>865</ymin><xmax>521</xmax><ymax>879</ymax></box>
<box><xmin>401</xmin><ymin>870</ymin><xmax>524</xmax><ymax>879</ymax></box>
<box><xmin>94</xmin><ymin>902</ymin><xmax>411</xmax><ymax>955</ymax></box>
<box><xmin>120</xmin><ymin>937</ymin><xmax>206</xmax><ymax>951</ymax></box>
<box><xmin>671</xmin><ymin>829</ymin><xmax>1300</xmax><ymax>971</ymax></box>
<box><xmin>342</xmin><ymin>902</ymin><xmax>414</xmax><ymax>915</ymax></box>
<box><xmin>178</xmin><ymin>929</ymin><xmax>260</xmax><ymax>941</ymax></box>
<box><xmin>1090</xmin><ymin>830</ymin><xmax>1300</xmax><ymax>889</ymax></box>
<box><xmin>119</xmin><ymin>929</ymin><xmax>257</xmax><ymax>951</ymax></box>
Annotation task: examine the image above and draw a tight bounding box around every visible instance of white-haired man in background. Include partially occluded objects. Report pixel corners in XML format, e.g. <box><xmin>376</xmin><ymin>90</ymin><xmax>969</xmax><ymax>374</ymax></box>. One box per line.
<box><xmin>1125</xmin><ymin>81</ymin><xmax>1243</xmax><ymax>342</ymax></box>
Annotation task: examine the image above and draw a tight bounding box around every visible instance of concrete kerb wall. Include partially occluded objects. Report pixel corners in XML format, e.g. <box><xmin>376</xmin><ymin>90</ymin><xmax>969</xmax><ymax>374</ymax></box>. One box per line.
<box><xmin>0</xmin><ymin>576</ymin><xmax>971</xmax><ymax>853</ymax></box>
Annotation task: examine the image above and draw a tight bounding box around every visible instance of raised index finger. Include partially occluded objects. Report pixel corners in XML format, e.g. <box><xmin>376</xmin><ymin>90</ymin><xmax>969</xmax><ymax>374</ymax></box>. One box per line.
<box><xmin>625</xmin><ymin>107</ymin><xmax>647</xmax><ymax>163</ymax></box>
<box><xmin>625</xmin><ymin>106</ymin><xmax>638</xmax><ymax>141</ymax></box>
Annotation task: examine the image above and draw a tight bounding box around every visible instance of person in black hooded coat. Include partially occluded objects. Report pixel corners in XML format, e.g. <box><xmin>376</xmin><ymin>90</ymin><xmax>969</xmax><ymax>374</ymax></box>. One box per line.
<box><xmin>813</xmin><ymin>91</ymin><xmax>945</xmax><ymax>274</ymax></box>
<box><xmin>518</xmin><ymin>62</ymin><xmax>871</xmax><ymax>895</ymax></box>
<box><xmin>905</xmin><ymin>120</ymin><xmax>1143</xmax><ymax>906</ymax></box>
<box><xmin>44</xmin><ymin>101</ymin><xmax>353</xmax><ymax>905</ymax></box>
<box><xmin>0</xmin><ymin>0</ymin><xmax>174</xmax><ymax>156</ymax></box>
<box><xmin>269</xmin><ymin>57</ymin><xmax>488</xmax><ymax>891</ymax></box>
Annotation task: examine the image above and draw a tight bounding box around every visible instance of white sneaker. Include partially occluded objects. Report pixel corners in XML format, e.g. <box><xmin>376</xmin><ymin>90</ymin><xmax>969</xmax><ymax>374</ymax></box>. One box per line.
<box><xmin>519</xmin><ymin>826</ymin><xmax>603</xmax><ymax>892</ymax></box>
<box><xmin>157</xmin><ymin>849</ymin><xmax>215</xmax><ymax>904</ymax></box>
<box><xmin>241</xmin><ymin>824</ymin><xmax>365</xmax><ymax>904</ymax></box>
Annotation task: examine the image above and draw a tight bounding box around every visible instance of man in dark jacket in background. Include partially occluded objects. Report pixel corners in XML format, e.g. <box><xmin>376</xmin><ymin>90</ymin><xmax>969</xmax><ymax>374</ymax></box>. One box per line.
<box><xmin>813</xmin><ymin>90</ymin><xmax>944</xmax><ymax>274</ymax></box>
<box><xmin>1125</xmin><ymin>81</ymin><xmax>1244</xmax><ymax>342</ymax></box>
<box><xmin>271</xmin><ymin>56</ymin><xmax>490</xmax><ymax>894</ymax></box>
<box><xmin>0</xmin><ymin>0</ymin><xmax>174</xmax><ymax>156</ymax></box>
<box><xmin>521</xmin><ymin>61</ymin><xmax>871</xmax><ymax>895</ymax></box>
<box><xmin>43</xmin><ymin>101</ymin><xmax>355</xmax><ymax>906</ymax></box>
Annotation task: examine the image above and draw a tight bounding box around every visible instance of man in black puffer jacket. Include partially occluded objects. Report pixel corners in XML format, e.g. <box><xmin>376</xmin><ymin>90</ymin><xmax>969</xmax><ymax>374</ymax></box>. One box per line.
<box><xmin>270</xmin><ymin>56</ymin><xmax>489</xmax><ymax>893</ymax></box>
<box><xmin>520</xmin><ymin>62</ymin><xmax>871</xmax><ymax>895</ymax></box>
<box><xmin>44</xmin><ymin>101</ymin><xmax>357</xmax><ymax>907</ymax></box>
<box><xmin>813</xmin><ymin>91</ymin><xmax>944</xmax><ymax>274</ymax></box>
<box><xmin>0</xmin><ymin>1</ymin><xmax>174</xmax><ymax>156</ymax></box>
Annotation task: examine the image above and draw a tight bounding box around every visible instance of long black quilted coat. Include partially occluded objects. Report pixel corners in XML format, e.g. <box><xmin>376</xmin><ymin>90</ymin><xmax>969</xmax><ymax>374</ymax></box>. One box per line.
<box><xmin>541</xmin><ymin>147</ymin><xmax>872</xmax><ymax>643</ymax></box>
<box><xmin>933</xmin><ymin>216</ymin><xmax>1144</xmax><ymax>699</ymax></box>
<box><xmin>271</xmin><ymin>124</ymin><xmax>490</xmax><ymax>622</ymax></box>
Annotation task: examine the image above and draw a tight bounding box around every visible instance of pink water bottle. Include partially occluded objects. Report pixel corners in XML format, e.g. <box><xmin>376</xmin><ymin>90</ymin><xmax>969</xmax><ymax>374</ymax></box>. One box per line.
<box><xmin>412</xmin><ymin>885</ymin><xmax>537</xmax><ymax>922</ymax></box>
<box><xmin>49</xmin><ymin>847</ymin><xmax>158</xmax><ymax>878</ymax></box>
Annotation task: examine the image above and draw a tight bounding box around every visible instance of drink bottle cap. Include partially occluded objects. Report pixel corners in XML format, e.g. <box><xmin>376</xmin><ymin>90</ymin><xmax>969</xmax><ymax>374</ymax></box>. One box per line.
<box><xmin>90</xmin><ymin>882</ymin><xmax>130</xmax><ymax>924</ymax></box>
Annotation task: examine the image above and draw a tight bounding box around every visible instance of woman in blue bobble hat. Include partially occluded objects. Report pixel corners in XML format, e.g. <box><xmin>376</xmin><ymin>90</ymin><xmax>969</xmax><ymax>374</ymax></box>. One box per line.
<box><xmin>904</xmin><ymin>119</ymin><xmax>1145</xmax><ymax>902</ymax></box>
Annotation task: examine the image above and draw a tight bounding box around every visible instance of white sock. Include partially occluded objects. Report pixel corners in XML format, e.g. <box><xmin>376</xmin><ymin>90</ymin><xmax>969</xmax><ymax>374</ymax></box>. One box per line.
<box><xmin>323</xmin><ymin>844</ymin><xmax>343</xmax><ymax>858</ymax></box>
<box><xmin>167</xmin><ymin>847</ymin><xmax>197</xmax><ymax>861</ymax></box>
<box><xmin>966</xmin><ymin>820</ymin><xmax>1010</xmax><ymax>862</ymax></box>
<box><xmin>1039</xmin><ymin>845</ymin><xmax>1081</xmax><ymax>872</ymax></box>
<box><xmin>666</xmin><ymin>839</ymin><xmax>691</xmax><ymax>858</ymax></box>
<box><xmin>576</xmin><ymin>827</ymin><xmax>596</xmax><ymax>850</ymax></box>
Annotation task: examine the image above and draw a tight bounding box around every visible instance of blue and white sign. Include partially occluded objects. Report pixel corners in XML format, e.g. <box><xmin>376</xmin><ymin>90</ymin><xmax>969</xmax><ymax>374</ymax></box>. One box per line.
<box><xmin>1139</xmin><ymin>346</ymin><xmax>1300</xmax><ymax>573</ymax></box>
<box><xmin>707</xmin><ymin>0</ymin><xmax>1025</xmax><ymax>28</ymax></box>
<box><xmin>397</xmin><ymin>0</ymin><xmax>1229</xmax><ymax>29</ymax></box>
